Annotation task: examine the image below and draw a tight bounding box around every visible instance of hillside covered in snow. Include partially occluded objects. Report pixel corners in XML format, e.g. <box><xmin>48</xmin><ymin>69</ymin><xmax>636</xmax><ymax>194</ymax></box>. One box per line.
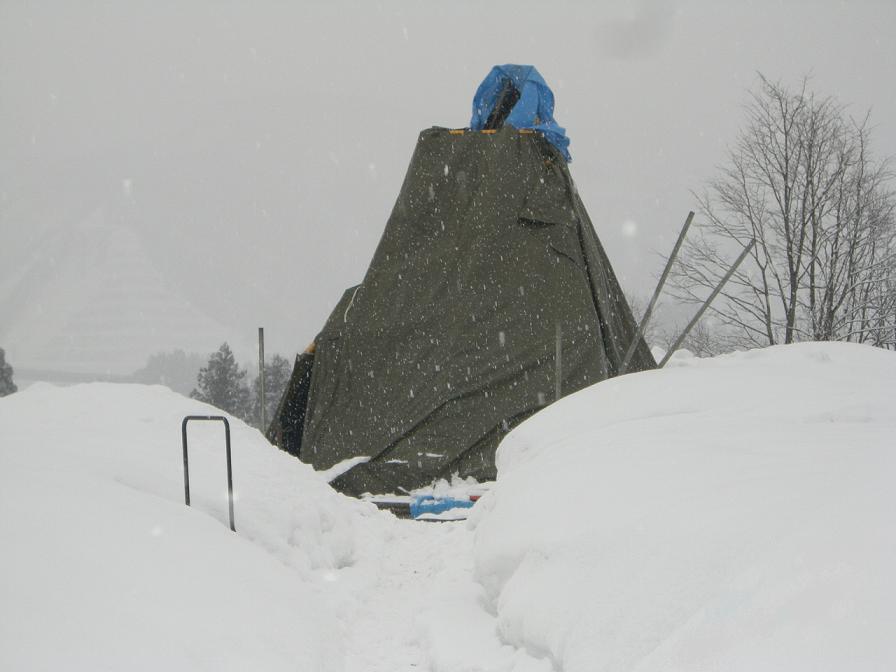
<box><xmin>1</xmin><ymin>342</ymin><xmax>894</xmax><ymax>671</ymax></box>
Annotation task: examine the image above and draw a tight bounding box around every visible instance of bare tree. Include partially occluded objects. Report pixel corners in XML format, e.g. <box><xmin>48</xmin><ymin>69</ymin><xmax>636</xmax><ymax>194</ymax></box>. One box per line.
<box><xmin>625</xmin><ymin>293</ymin><xmax>663</xmax><ymax>348</ymax></box>
<box><xmin>671</xmin><ymin>74</ymin><xmax>896</xmax><ymax>349</ymax></box>
<box><xmin>652</xmin><ymin>320</ymin><xmax>727</xmax><ymax>358</ymax></box>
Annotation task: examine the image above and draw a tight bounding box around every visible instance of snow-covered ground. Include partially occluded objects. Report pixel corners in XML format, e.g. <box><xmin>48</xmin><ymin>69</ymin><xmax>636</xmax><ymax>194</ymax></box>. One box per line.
<box><xmin>0</xmin><ymin>382</ymin><xmax>539</xmax><ymax>671</ymax></box>
<box><xmin>474</xmin><ymin>342</ymin><xmax>896</xmax><ymax>671</ymax></box>
<box><xmin>1</xmin><ymin>342</ymin><xmax>894</xmax><ymax>670</ymax></box>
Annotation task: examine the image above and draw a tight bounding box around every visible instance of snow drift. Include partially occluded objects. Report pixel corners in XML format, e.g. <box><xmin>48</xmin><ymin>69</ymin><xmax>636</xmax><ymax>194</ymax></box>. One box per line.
<box><xmin>471</xmin><ymin>342</ymin><xmax>896</xmax><ymax>671</ymax></box>
<box><xmin>0</xmin><ymin>383</ymin><xmax>383</xmax><ymax>671</ymax></box>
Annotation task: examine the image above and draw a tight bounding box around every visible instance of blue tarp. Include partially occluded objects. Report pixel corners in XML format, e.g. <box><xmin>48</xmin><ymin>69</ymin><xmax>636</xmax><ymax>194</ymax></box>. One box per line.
<box><xmin>470</xmin><ymin>64</ymin><xmax>571</xmax><ymax>162</ymax></box>
<box><xmin>410</xmin><ymin>494</ymin><xmax>475</xmax><ymax>519</ymax></box>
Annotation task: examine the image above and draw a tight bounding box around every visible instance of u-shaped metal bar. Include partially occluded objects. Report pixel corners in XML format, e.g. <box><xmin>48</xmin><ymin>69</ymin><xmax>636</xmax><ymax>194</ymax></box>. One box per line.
<box><xmin>181</xmin><ymin>415</ymin><xmax>235</xmax><ymax>532</ymax></box>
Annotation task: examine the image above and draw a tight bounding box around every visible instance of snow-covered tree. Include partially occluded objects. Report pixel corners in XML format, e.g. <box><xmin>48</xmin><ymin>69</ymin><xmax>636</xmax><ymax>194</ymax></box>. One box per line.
<box><xmin>131</xmin><ymin>349</ymin><xmax>205</xmax><ymax>396</ymax></box>
<box><xmin>251</xmin><ymin>353</ymin><xmax>292</xmax><ymax>430</ymax></box>
<box><xmin>0</xmin><ymin>347</ymin><xmax>17</xmax><ymax>397</ymax></box>
<box><xmin>190</xmin><ymin>343</ymin><xmax>250</xmax><ymax>418</ymax></box>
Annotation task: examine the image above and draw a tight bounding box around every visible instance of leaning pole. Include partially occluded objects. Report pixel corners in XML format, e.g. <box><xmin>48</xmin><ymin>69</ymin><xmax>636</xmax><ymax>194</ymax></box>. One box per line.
<box><xmin>618</xmin><ymin>211</ymin><xmax>694</xmax><ymax>375</ymax></box>
<box><xmin>658</xmin><ymin>239</ymin><xmax>756</xmax><ymax>367</ymax></box>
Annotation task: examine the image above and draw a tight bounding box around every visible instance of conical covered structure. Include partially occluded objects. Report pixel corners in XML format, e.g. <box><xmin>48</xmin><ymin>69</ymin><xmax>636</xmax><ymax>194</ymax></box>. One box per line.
<box><xmin>269</xmin><ymin>67</ymin><xmax>655</xmax><ymax>495</ymax></box>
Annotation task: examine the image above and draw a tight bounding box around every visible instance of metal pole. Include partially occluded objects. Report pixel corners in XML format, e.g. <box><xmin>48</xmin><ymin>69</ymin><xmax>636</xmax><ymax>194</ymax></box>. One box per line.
<box><xmin>258</xmin><ymin>327</ymin><xmax>266</xmax><ymax>432</ymax></box>
<box><xmin>181</xmin><ymin>419</ymin><xmax>191</xmax><ymax>506</ymax></box>
<box><xmin>223</xmin><ymin>420</ymin><xmax>235</xmax><ymax>532</ymax></box>
<box><xmin>659</xmin><ymin>239</ymin><xmax>756</xmax><ymax>367</ymax></box>
<box><xmin>555</xmin><ymin>323</ymin><xmax>562</xmax><ymax>401</ymax></box>
<box><xmin>619</xmin><ymin>211</ymin><xmax>694</xmax><ymax>375</ymax></box>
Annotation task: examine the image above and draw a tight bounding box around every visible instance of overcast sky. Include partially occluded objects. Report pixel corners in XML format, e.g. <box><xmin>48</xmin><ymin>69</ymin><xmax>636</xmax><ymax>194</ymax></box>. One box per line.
<box><xmin>2</xmin><ymin>0</ymin><xmax>895</xmax><ymax>373</ymax></box>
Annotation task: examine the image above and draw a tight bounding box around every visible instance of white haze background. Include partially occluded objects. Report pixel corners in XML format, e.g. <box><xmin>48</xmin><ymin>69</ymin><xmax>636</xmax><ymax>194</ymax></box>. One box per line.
<box><xmin>2</xmin><ymin>1</ymin><xmax>894</xmax><ymax>377</ymax></box>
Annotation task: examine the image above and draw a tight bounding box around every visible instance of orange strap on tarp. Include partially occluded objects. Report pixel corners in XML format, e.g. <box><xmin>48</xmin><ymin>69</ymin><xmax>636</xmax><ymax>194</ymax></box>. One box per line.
<box><xmin>447</xmin><ymin>128</ymin><xmax>537</xmax><ymax>136</ymax></box>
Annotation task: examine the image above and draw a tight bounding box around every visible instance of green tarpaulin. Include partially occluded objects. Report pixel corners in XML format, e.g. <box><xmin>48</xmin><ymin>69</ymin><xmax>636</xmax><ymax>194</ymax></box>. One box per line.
<box><xmin>268</xmin><ymin>126</ymin><xmax>655</xmax><ymax>495</ymax></box>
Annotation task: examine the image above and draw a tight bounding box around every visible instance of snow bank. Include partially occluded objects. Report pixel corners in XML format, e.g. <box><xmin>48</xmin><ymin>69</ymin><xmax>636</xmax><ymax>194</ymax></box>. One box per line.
<box><xmin>0</xmin><ymin>383</ymin><xmax>380</xmax><ymax>671</ymax></box>
<box><xmin>472</xmin><ymin>342</ymin><xmax>896</xmax><ymax>671</ymax></box>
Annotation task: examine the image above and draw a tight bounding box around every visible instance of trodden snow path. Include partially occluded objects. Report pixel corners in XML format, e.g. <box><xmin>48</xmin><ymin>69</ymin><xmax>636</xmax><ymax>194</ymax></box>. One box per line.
<box><xmin>342</xmin><ymin>520</ymin><xmax>467</xmax><ymax>671</ymax></box>
<box><xmin>328</xmin><ymin>517</ymin><xmax>549</xmax><ymax>672</ymax></box>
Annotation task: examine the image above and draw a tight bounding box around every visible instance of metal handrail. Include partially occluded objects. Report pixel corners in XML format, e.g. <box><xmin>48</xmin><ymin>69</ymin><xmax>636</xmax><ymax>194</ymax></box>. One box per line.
<box><xmin>181</xmin><ymin>415</ymin><xmax>236</xmax><ymax>532</ymax></box>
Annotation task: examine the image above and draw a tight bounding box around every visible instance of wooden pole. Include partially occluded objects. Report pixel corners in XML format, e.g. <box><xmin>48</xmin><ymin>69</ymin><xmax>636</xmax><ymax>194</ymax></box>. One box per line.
<box><xmin>555</xmin><ymin>323</ymin><xmax>562</xmax><ymax>401</ymax></box>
